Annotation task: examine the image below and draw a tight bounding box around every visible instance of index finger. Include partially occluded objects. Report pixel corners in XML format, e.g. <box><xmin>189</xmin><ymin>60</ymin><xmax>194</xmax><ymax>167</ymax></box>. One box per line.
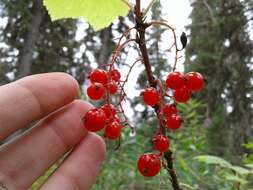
<box><xmin>0</xmin><ymin>72</ymin><xmax>79</xmax><ymax>141</ymax></box>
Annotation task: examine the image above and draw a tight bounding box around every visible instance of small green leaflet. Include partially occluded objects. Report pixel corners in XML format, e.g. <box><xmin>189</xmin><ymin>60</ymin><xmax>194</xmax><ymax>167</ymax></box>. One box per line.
<box><xmin>194</xmin><ymin>155</ymin><xmax>232</xmax><ymax>168</ymax></box>
<box><xmin>43</xmin><ymin>0</ymin><xmax>129</xmax><ymax>31</ymax></box>
<box><xmin>224</xmin><ymin>174</ymin><xmax>248</xmax><ymax>184</ymax></box>
<box><xmin>228</xmin><ymin>166</ymin><xmax>250</xmax><ymax>175</ymax></box>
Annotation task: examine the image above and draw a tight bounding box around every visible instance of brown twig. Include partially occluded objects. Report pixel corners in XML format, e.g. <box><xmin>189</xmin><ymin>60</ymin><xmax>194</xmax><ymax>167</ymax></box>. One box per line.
<box><xmin>117</xmin><ymin>58</ymin><xmax>142</xmax><ymax>132</ymax></box>
<box><xmin>134</xmin><ymin>1</ymin><xmax>182</xmax><ymax>189</ymax></box>
<box><xmin>110</xmin><ymin>38</ymin><xmax>136</xmax><ymax>66</ymax></box>
<box><xmin>119</xmin><ymin>58</ymin><xmax>142</xmax><ymax>102</ymax></box>
<box><xmin>149</xmin><ymin>20</ymin><xmax>180</xmax><ymax>71</ymax></box>
<box><xmin>109</xmin><ymin>27</ymin><xmax>136</xmax><ymax>68</ymax></box>
<box><xmin>103</xmin><ymin>27</ymin><xmax>137</xmax><ymax>132</ymax></box>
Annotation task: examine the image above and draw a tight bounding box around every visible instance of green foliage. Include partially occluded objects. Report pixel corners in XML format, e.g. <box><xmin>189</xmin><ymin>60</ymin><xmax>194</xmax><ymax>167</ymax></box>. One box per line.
<box><xmin>43</xmin><ymin>0</ymin><xmax>128</xmax><ymax>31</ymax></box>
<box><xmin>194</xmin><ymin>154</ymin><xmax>253</xmax><ymax>189</ymax></box>
<box><xmin>186</xmin><ymin>0</ymin><xmax>253</xmax><ymax>156</ymax></box>
<box><xmin>194</xmin><ymin>155</ymin><xmax>232</xmax><ymax>168</ymax></box>
<box><xmin>242</xmin><ymin>142</ymin><xmax>253</xmax><ymax>165</ymax></box>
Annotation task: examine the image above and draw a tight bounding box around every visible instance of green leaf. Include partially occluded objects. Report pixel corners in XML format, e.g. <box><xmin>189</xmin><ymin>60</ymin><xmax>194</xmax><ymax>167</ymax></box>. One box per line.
<box><xmin>43</xmin><ymin>0</ymin><xmax>129</xmax><ymax>31</ymax></box>
<box><xmin>194</xmin><ymin>155</ymin><xmax>232</xmax><ymax>168</ymax></box>
<box><xmin>178</xmin><ymin>156</ymin><xmax>188</xmax><ymax>171</ymax></box>
<box><xmin>245</xmin><ymin>163</ymin><xmax>253</xmax><ymax>169</ymax></box>
<box><xmin>180</xmin><ymin>183</ymin><xmax>195</xmax><ymax>189</ymax></box>
<box><xmin>224</xmin><ymin>174</ymin><xmax>248</xmax><ymax>185</ymax></box>
<box><xmin>228</xmin><ymin>166</ymin><xmax>250</xmax><ymax>175</ymax></box>
<box><xmin>242</xmin><ymin>142</ymin><xmax>253</xmax><ymax>150</ymax></box>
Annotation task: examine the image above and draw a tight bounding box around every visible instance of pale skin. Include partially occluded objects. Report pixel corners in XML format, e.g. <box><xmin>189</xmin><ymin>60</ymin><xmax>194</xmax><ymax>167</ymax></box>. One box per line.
<box><xmin>0</xmin><ymin>73</ymin><xmax>106</xmax><ymax>190</ymax></box>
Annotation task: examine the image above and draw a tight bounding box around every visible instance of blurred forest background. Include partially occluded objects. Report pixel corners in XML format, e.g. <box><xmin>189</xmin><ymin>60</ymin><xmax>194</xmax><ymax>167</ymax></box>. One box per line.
<box><xmin>0</xmin><ymin>0</ymin><xmax>253</xmax><ymax>189</ymax></box>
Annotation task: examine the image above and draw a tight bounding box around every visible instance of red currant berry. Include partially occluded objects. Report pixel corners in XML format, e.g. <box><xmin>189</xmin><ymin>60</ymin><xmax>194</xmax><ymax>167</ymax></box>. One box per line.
<box><xmin>153</xmin><ymin>134</ymin><xmax>170</xmax><ymax>152</ymax></box>
<box><xmin>142</xmin><ymin>87</ymin><xmax>159</xmax><ymax>106</ymax></box>
<box><xmin>89</xmin><ymin>69</ymin><xmax>108</xmax><ymax>85</ymax></box>
<box><xmin>137</xmin><ymin>153</ymin><xmax>161</xmax><ymax>177</ymax></box>
<box><xmin>106</xmin><ymin>81</ymin><xmax>118</xmax><ymax>95</ymax></box>
<box><xmin>185</xmin><ymin>72</ymin><xmax>204</xmax><ymax>92</ymax></box>
<box><xmin>108</xmin><ymin>69</ymin><xmax>121</xmax><ymax>82</ymax></box>
<box><xmin>166</xmin><ymin>114</ymin><xmax>183</xmax><ymax>130</ymax></box>
<box><xmin>87</xmin><ymin>83</ymin><xmax>105</xmax><ymax>100</ymax></box>
<box><xmin>104</xmin><ymin>121</ymin><xmax>121</xmax><ymax>139</ymax></box>
<box><xmin>173</xmin><ymin>86</ymin><xmax>191</xmax><ymax>103</ymax></box>
<box><xmin>84</xmin><ymin>108</ymin><xmax>106</xmax><ymax>132</ymax></box>
<box><xmin>162</xmin><ymin>104</ymin><xmax>177</xmax><ymax>118</ymax></box>
<box><xmin>166</xmin><ymin>72</ymin><xmax>185</xmax><ymax>90</ymax></box>
<box><xmin>101</xmin><ymin>103</ymin><xmax>116</xmax><ymax>118</ymax></box>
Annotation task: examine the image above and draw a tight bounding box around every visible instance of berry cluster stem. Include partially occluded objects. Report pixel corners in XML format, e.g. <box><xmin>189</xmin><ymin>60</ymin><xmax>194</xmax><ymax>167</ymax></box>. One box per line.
<box><xmin>134</xmin><ymin>1</ymin><xmax>182</xmax><ymax>190</ymax></box>
<box><xmin>164</xmin><ymin>151</ymin><xmax>183</xmax><ymax>190</ymax></box>
<box><xmin>135</xmin><ymin>0</ymin><xmax>155</xmax><ymax>87</ymax></box>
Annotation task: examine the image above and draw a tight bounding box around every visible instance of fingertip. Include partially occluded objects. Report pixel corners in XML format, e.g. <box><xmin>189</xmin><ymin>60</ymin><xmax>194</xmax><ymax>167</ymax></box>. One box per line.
<box><xmin>72</xmin><ymin>100</ymin><xmax>94</xmax><ymax>114</ymax></box>
<box><xmin>74</xmin><ymin>133</ymin><xmax>106</xmax><ymax>187</ymax></box>
<box><xmin>72</xmin><ymin>132</ymin><xmax>106</xmax><ymax>172</ymax></box>
<box><xmin>83</xmin><ymin>132</ymin><xmax>106</xmax><ymax>162</ymax></box>
<box><xmin>56</xmin><ymin>72</ymin><xmax>80</xmax><ymax>98</ymax></box>
<box><xmin>44</xmin><ymin>72</ymin><xmax>80</xmax><ymax>100</ymax></box>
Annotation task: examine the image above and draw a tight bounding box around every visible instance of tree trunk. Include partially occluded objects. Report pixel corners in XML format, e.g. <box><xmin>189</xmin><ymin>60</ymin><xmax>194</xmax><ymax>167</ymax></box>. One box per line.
<box><xmin>97</xmin><ymin>26</ymin><xmax>112</xmax><ymax>67</ymax></box>
<box><xmin>16</xmin><ymin>0</ymin><xmax>44</xmax><ymax>79</ymax></box>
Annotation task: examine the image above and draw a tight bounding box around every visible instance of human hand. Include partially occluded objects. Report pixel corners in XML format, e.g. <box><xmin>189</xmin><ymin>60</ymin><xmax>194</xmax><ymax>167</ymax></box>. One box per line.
<box><xmin>0</xmin><ymin>73</ymin><xmax>106</xmax><ymax>190</ymax></box>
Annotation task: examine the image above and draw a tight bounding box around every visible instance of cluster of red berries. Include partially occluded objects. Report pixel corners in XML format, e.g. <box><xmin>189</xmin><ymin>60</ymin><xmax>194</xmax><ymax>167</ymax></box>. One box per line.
<box><xmin>137</xmin><ymin>71</ymin><xmax>204</xmax><ymax>177</ymax></box>
<box><xmin>83</xmin><ymin>67</ymin><xmax>204</xmax><ymax>178</ymax></box>
<box><xmin>84</xmin><ymin>68</ymin><xmax>123</xmax><ymax>139</ymax></box>
<box><xmin>142</xmin><ymin>71</ymin><xmax>204</xmax><ymax>106</ymax></box>
<box><xmin>166</xmin><ymin>71</ymin><xmax>204</xmax><ymax>102</ymax></box>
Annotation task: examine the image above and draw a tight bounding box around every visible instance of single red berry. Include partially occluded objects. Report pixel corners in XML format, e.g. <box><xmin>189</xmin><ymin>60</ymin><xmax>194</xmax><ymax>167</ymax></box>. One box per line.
<box><xmin>109</xmin><ymin>69</ymin><xmax>121</xmax><ymax>82</ymax></box>
<box><xmin>104</xmin><ymin>121</ymin><xmax>121</xmax><ymax>139</ymax></box>
<box><xmin>87</xmin><ymin>83</ymin><xmax>105</xmax><ymax>100</ymax></box>
<box><xmin>185</xmin><ymin>72</ymin><xmax>204</xmax><ymax>92</ymax></box>
<box><xmin>142</xmin><ymin>87</ymin><xmax>160</xmax><ymax>106</ymax></box>
<box><xmin>162</xmin><ymin>104</ymin><xmax>177</xmax><ymax>118</ymax></box>
<box><xmin>173</xmin><ymin>86</ymin><xmax>191</xmax><ymax>103</ymax></box>
<box><xmin>166</xmin><ymin>72</ymin><xmax>185</xmax><ymax>90</ymax></box>
<box><xmin>137</xmin><ymin>153</ymin><xmax>161</xmax><ymax>177</ymax></box>
<box><xmin>166</xmin><ymin>114</ymin><xmax>183</xmax><ymax>130</ymax></box>
<box><xmin>84</xmin><ymin>108</ymin><xmax>106</xmax><ymax>132</ymax></box>
<box><xmin>106</xmin><ymin>81</ymin><xmax>118</xmax><ymax>95</ymax></box>
<box><xmin>89</xmin><ymin>69</ymin><xmax>108</xmax><ymax>85</ymax></box>
<box><xmin>153</xmin><ymin>134</ymin><xmax>170</xmax><ymax>152</ymax></box>
<box><xmin>101</xmin><ymin>103</ymin><xmax>116</xmax><ymax>118</ymax></box>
